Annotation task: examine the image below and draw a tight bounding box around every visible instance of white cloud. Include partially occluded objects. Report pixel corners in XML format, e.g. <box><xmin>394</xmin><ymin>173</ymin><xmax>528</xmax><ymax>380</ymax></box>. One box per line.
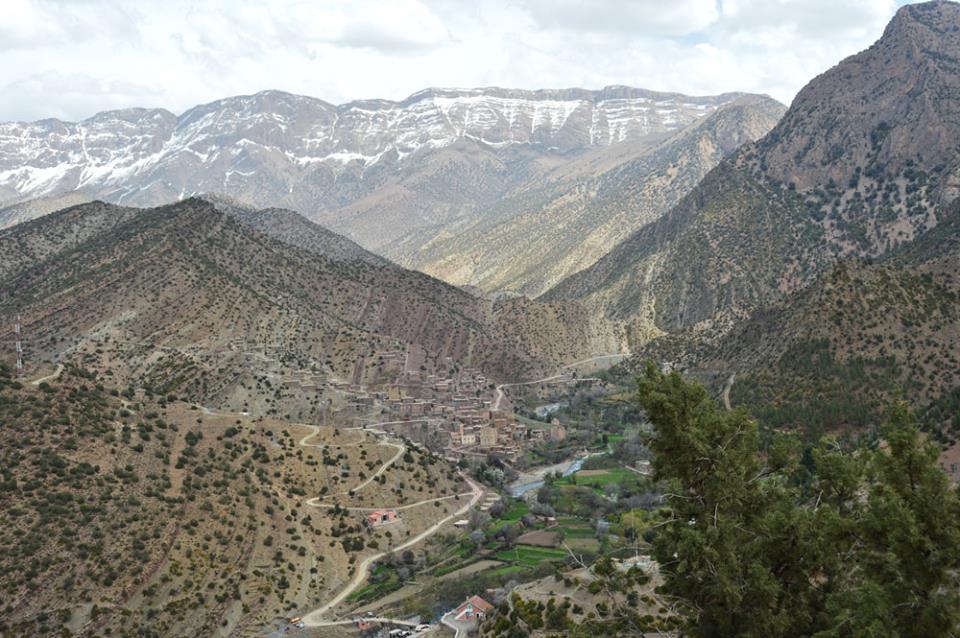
<box><xmin>0</xmin><ymin>71</ymin><xmax>164</xmax><ymax>122</ymax></box>
<box><xmin>0</xmin><ymin>0</ymin><xmax>139</xmax><ymax>51</ymax></box>
<box><xmin>0</xmin><ymin>0</ymin><xmax>913</xmax><ymax>122</ymax></box>
<box><xmin>519</xmin><ymin>0</ymin><xmax>721</xmax><ymax>37</ymax></box>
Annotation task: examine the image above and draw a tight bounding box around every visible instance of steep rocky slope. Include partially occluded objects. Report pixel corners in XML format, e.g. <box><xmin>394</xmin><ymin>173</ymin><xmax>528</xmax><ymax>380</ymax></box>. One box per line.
<box><xmin>0</xmin><ymin>363</ymin><xmax>467</xmax><ymax>636</ymax></box>
<box><xmin>0</xmin><ymin>199</ymin><xmax>618</xmax><ymax>407</ymax></box>
<box><xmin>636</xmin><ymin>197</ymin><xmax>960</xmax><ymax>441</ymax></box>
<box><xmin>546</xmin><ymin>1</ymin><xmax>960</xmax><ymax>340</ymax></box>
<box><xmin>390</xmin><ymin>95</ymin><xmax>785</xmax><ymax>296</ymax></box>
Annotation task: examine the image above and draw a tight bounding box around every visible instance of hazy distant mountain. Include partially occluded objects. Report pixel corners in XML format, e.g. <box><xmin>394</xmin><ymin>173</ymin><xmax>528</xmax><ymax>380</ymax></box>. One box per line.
<box><xmin>0</xmin><ymin>86</ymin><xmax>759</xmax><ymax>253</ymax></box>
<box><xmin>0</xmin><ymin>191</ymin><xmax>92</xmax><ymax>229</ymax></box>
<box><xmin>546</xmin><ymin>1</ymin><xmax>960</xmax><ymax>340</ymax></box>
<box><xmin>199</xmin><ymin>193</ymin><xmax>393</xmax><ymax>267</ymax></box>
<box><xmin>392</xmin><ymin>94</ymin><xmax>784</xmax><ymax>296</ymax></box>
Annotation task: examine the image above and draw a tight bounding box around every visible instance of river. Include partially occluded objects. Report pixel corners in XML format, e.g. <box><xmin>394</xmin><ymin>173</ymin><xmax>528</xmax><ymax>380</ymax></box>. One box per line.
<box><xmin>508</xmin><ymin>456</ymin><xmax>587</xmax><ymax>498</ymax></box>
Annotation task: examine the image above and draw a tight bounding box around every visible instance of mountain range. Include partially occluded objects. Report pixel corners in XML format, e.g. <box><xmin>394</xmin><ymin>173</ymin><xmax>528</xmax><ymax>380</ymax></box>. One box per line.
<box><xmin>4</xmin><ymin>2</ymin><xmax>960</xmax><ymax>636</ymax></box>
<box><xmin>1</xmin><ymin>2</ymin><xmax>959</xmax><ymax>438</ymax></box>
<box><xmin>0</xmin><ymin>86</ymin><xmax>782</xmax><ymax>296</ymax></box>
<box><xmin>393</xmin><ymin>94</ymin><xmax>784</xmax><ymax>296</ymax></box>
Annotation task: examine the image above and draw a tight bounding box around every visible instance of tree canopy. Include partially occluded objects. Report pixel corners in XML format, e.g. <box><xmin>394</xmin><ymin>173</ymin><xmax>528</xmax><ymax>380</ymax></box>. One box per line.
<box><xmin>637</xmin><ymin>362</ymin><xmax>960</xmax><ymax>638</ymax></box>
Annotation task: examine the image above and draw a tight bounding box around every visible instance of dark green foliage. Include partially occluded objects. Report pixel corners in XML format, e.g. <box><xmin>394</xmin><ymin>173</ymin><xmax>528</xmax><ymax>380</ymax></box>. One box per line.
<box><xmin>731</xmin><ymin>339</ymin><xmax>902</xmax><ymax>439</ymax></box>
<box><xmin>636</xmin><ymin>363</ymin><xmax>960</xmax><ymax>638</ymax></box>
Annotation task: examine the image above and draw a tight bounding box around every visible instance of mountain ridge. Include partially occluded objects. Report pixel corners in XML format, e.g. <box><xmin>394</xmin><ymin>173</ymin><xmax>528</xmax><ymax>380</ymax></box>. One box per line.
<box><xmin>0</xmin><ymin>198</ymin><xmax>621</xmax><ymax>413</ymax></box>
<box><xmin>390</xmin><ymin>94</ymin><xmax>785</xmax><ymax>296</ymax></box>
<box><xmin>545</xmin><ymin>0</ymin><xmax>960</xmax><ymax>340</ymax></box>
<box><xmin>0</xmin><ymin>84</ymin><xmax>779</xmax><ymax>260</ymax></box>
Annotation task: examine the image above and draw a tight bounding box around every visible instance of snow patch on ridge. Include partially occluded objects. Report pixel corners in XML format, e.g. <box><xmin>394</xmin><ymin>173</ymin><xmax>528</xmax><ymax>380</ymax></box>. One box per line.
<box><xmin>0</xmin><ymin>88</ymin><xmax>740</xmax><ymax>204</ymax></box>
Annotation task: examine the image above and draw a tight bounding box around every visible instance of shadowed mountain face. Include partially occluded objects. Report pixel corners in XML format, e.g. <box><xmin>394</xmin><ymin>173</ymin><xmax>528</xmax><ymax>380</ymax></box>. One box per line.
<box><xmin>545</xmin><ymin>1</ymin><xmax>960</xmax><ymax>340</ymax></box>
<box><xmin>638</xmin><ymin>198</ymin><xmax>960</xmax><ymax>442</ymax></box>
<box><xmin>0</xmin><ymin>199</ymin><xmax>619</xmax><ymax>407</ymax></box>
<box><xmin>389</xmin><ymin>95</ymin><xmax>785</xmax><ymax>297</ymax></box>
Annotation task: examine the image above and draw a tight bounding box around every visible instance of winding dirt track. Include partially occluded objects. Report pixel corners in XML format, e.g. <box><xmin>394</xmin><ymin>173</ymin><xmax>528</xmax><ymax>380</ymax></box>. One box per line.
<box><xmin>302</xmin><ymin>475</ymin><xmax>483</xmax><ymax>625</ymax></box>
<box><xmin>30</xmin><ymin>363</ymin><xmax>63</xmax><ymax>386</ymax></box>
<box><xmin>307</xmin><ymin>491</ymin><xmax>474</xmax><ymax>511</ymax></box>
<box><xmin>491</xmin><ymin>352</ymin><xmax>625</xmax><ymax>410</ymax></box>
<box><xmin>296</xmin><ymin>423</ymin><xmax>484</xmax><ymax>625</ymax></box>
<box><xmin>493</xmin><ymin>374</ymin><xmax>565</xmax><ymax>411</ymax></box>
<box><xmin>723</xmin><ymin>373</ymin><xmax>736</xmax><ymax>411</ymax></box>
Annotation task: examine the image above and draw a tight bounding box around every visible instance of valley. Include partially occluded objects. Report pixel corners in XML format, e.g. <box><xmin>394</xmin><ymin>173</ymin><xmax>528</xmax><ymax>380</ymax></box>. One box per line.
<box><xmin>2</xmin><ymin>1</ymin><xmax>960</xmax><ymax>637</ymax></box>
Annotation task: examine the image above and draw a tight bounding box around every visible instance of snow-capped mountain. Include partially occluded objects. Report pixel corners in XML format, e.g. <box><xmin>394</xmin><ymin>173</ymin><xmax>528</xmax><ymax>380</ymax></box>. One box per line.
<box><xmin>0</xmin><ymin>86</ymin><xmax>744</xmax><ymax>209</ymax></box>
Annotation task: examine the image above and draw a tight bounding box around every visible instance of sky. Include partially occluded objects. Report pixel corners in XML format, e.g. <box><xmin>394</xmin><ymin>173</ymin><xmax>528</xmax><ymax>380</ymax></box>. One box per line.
<box><xmin>0</xmin><ymin>0</ymin><xmax>914</xmax><ymax>122</ymax></box>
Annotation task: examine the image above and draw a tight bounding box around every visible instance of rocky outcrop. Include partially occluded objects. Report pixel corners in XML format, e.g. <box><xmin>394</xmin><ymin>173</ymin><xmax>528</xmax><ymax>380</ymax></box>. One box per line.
<box><xmin>546</xmin><ymin>1</ymin><xmax>960</xmax><ymax>339</ymax></box>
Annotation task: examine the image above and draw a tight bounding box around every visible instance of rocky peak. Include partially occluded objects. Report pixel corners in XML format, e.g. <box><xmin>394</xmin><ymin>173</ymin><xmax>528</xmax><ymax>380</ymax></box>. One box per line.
<box><xmin>883</xmin><ymin>0</ymin><xmax>960</xmax><ymax>40</ymax></box>
<box><xmin>544</xmin><ymin>2</ymin><xmax>960</xmax><ymax>337</ymax></box>
<box><xmin>750</xmin><ymin>0</ymin><xmax>960</xmax><ymax>201</ymax></box>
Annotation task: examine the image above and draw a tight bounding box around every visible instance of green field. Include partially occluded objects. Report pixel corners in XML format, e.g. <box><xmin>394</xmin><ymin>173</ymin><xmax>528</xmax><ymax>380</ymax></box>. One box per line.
<box><xmin>495</xmin><ymin>544</ymin><xmax>567</xmax><ymax>567</ymax></box>
<box><xmin>558</xmin><ymin>466</ymin><xmax>640</xmax><ymax>488</ymax></box>
<box><xmin>557</xmin><ymin>525</ymin><xmax>595</xmax><ymax>539</ymax></box>
<box><xmin>500</xmin><ymin>500</ymin><xmax>529</xmax><ymax>522</ymax></box>
<box><xmin>491</xmin><ymin>499</ymin><xmax>529</xmax><ymax>531</ymax></box>
<box><xmin>347</xmin><ymin>567</ymin><xmax>402</xmax><ymax>603</ymax></box>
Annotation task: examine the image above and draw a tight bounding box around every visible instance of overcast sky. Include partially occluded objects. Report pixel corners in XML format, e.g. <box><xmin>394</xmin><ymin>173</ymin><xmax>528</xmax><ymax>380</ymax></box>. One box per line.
<box><xmin>0</xmin><ymin>0</ymin><xmax>913</xmax><ymax>122</ymax></box>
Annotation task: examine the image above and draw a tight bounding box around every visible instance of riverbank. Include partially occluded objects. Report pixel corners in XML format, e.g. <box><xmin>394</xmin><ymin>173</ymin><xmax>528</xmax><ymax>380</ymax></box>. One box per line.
<box><xmin>509</xmin><ymin>454</ymin><xmax>593</xmax><ymax>498</ymax></box>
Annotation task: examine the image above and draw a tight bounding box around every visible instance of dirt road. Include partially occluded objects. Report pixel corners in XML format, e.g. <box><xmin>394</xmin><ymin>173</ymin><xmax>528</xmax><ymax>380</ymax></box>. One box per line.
<box><xmin>30</xmin><ymin>363</ymin><xmax>63</xmax><ymax>386</ymax></box>
<box><xmin>493</xmin><ymin>374</ymin><xmax>566</xmax><ymax>411</ymax></box>
<box><xmin>302</xmin><ymin>475</ymin><xmax>483</xmax><ymax>625</ymax></box>
<box><xmin>723</xmin><ymin>373</ymin><xmax>736</xmax><ymax>411</ymax></box>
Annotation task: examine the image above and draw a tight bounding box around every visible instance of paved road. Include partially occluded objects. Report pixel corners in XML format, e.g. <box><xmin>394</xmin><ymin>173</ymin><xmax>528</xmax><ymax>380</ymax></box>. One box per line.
<box><xmin>302</xmin><ymin>475</ymin><xmax>483</xmax><ymax>625</ymax></box>
<box><xmin>441</xmin><ymin>611</ymin><xmax>470</xmax><ymax>638</ymax></box>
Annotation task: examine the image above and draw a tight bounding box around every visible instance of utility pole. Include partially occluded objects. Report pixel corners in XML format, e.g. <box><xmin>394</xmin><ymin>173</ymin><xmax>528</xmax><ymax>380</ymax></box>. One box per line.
<box><xmin>14</xmin><ymin>315</ymin><xmax>23</xmax><ymax>377</ymax></box>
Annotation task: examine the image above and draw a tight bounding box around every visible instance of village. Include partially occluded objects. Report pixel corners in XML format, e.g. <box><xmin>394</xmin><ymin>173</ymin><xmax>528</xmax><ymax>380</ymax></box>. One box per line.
<box><xmin>198</xmin><ymin>340</ymin><xmax>655</xmax><ymax>638</ymax></box>
<box><xmin>329</xmin><ymin>346</ymin><xmax>594</xmax><ymax>464</ymax></box>
<box><xmin>203</xmin><ymin>340</ymin><xmax>596</xmax><ymax>466</ymax></box>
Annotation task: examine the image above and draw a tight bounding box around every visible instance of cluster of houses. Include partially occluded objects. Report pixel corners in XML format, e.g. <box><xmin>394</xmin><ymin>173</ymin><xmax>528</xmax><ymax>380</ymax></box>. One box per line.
<box><xmin>332</xmin><ymin>364</ymin><xmax>568</xmax><ymax>461</ymax></box>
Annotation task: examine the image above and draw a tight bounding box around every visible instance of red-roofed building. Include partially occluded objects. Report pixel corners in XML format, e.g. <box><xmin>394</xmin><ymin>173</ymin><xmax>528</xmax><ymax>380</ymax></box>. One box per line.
<box><xmin>367</xmin><ymin>509</ymin><xmax>399</xmax><ymax>526</ymax></box>
<box><xmin>356</xmin><ymin>618</ymin><xmax>374</xmax><ymax>631</ymax></box>
<box><xmin>454</xmin><ymin>595</ymin><xmax>494</xmax><ymax>621</ymax></box>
